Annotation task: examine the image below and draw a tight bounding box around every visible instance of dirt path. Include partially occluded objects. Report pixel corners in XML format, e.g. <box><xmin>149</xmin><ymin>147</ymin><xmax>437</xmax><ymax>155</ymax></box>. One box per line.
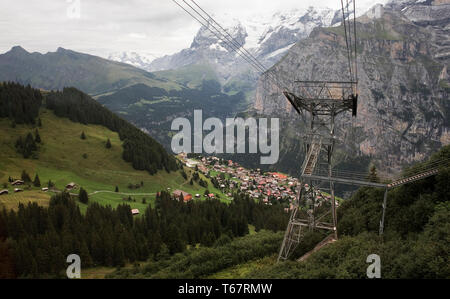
<box><xmin>49</xmin><ymin>189</ymin><xmax>156</xmax><ymax>197</ymax></box>
<box><xmin>88</xmin><ymin>190</ymin><xmax>156</xmax><ymax>196</ymax></box>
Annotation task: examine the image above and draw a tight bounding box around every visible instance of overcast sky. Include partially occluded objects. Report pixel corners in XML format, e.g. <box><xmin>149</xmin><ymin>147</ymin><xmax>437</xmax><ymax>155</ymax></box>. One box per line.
<box><xmin>0</xmin><ymin>0</ymin><xmax>386</xmax><ymax>59</ymax></box>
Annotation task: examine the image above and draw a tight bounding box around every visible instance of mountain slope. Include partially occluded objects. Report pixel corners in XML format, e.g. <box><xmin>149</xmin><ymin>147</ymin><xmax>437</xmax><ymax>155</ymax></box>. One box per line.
<box><xmin>0</xmin><ymin>47</ymin><xmax>180</xmax><ymax>95</ymax></box>
<box><xmin>97</xmin><ymin>80</ymin><xmax>246</xmax><ymax>151</ymax></box>
<box><xmin>0</xmin><ymin>84</ymin><xmax>227</xmax><ymax>212</ymax></box>
<box><xmin>254</xmin><ymin>1</ymin><xmax>450</xmax><ymax>175</ymax></box>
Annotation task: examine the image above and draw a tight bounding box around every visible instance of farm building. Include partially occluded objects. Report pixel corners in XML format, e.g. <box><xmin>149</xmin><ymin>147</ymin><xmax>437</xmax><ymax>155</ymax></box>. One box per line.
<box><xmin>0</xmin><ymin>189</ymin><xmax>8</xmax><ymax>195</ymax></box>
<box><xmin>41</xmin><ymin>187</ymin><xmax>49</xmax><ymax>192</ymax></box>
<box><xmin>14</xmin><ymin>188</ymin><xmax>23</xmax><ymax>193</ymax></box>
<box><xmin>66</xmin><ymin>182</ymin><xmax>76</xmax><ymax>190</ymax></box>
<box><xmin>11</xmin><ymin>180</ymin><xmax>24</xmax><ymax>186</ymax></box>
<box><xmin>172</xmin><ymin>189</ymin><xmax>192</xmax><ymax>202</ymax></box>
<box><xmin>131</xmin><ymin>209</ymin><xmax>140</xmax><ymax>215</ymax></box>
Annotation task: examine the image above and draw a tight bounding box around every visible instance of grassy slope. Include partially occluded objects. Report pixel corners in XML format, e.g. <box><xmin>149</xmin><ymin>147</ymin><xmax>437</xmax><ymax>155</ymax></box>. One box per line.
<box><xmin>0</xmin><ymin>109</ymin><xmax>227</xmax><ymax>211</ymax></box>
<box><xmin>153</xmin><ymin>63</ymin><xmax>218</xmax><ymax>89</ymax></box>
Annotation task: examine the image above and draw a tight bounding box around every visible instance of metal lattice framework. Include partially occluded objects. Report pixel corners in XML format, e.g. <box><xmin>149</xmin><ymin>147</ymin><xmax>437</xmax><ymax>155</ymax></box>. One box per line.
<box><xmin>278</xmin><ymin>80</ymin><xmax>357</xmax><ymax>262</ymax></box>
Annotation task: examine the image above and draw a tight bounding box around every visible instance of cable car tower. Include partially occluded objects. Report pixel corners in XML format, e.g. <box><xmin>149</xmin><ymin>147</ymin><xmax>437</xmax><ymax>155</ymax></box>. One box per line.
<box><xmin>277</xmin><ymin>0</ymin><xmax>359</xmax><ymax>261</ymax></box>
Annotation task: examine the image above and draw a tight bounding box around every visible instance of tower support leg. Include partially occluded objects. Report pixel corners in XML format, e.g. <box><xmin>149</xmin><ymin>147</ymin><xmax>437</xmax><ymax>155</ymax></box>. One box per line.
<box><xmin>379</xmin><ymin>188</ymin><xmax>388</xmax><ymax>236</ymax></box>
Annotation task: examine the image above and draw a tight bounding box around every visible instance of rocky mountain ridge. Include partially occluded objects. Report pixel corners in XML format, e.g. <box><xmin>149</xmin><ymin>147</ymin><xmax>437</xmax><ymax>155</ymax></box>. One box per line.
<box><xmin>254</xmin><ymin>0</ymin><xmax>449</xmax><ymax>175</ymax></box>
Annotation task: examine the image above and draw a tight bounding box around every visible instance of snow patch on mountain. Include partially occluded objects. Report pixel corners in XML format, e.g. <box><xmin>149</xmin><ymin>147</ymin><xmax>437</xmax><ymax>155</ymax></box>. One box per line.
<box><xmin>107</xmin><ymin>51</ymin><xmax>159</xmax><ymax>71</ymax></box>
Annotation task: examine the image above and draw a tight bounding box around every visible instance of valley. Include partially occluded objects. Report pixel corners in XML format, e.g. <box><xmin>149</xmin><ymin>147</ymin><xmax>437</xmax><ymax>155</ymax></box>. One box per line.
<box><xmin>0</xmin><ymin>0</ymin><xmax>448</xmax><ymax>282</ymax></box>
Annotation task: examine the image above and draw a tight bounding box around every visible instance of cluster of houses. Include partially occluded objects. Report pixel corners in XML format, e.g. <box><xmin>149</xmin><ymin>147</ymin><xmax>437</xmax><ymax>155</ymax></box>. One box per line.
<box><xmin>177</xmin><ymin>153</ymin><xmax>300</xmax><ymax>207</ymax></box>
<box><xmin>0</xmin><ymin>179</ymin><xmax>78</xmax><ymax>197</ymax></box>
<box><xmin>0</xmin><ymin>180</ymin><xmax>26</xmax><ymax>195</ymax></box>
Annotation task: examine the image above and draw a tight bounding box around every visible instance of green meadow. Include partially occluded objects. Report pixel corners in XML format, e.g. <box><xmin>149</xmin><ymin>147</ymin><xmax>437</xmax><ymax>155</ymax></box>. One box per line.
<box><xmin>0</xmin><ymin>109</ymin><xmax>228</xmax><ymax>212</ymax></box>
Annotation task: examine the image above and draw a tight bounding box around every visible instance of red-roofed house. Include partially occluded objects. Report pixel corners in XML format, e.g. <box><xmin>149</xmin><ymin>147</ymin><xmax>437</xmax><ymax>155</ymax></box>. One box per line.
<box><xmin>173</xmin><ymin>189</ymin><xmax>193</xmax><ymax>202</ymax></box>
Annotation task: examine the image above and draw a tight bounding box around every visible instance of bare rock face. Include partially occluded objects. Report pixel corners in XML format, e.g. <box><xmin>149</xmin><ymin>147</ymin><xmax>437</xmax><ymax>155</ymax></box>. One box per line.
<box><xmin>254</xmin><ymin>1</ymin><xmax>449</xmax><ymax>175</ymax></box>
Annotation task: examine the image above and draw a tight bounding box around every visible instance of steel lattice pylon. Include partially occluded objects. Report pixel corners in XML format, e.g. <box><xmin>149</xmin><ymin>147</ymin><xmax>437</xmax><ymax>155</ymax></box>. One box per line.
<box><xmin>277</xmin><ymin>81</ymin><xmax>358</xmax><ymax>262</ymax></box>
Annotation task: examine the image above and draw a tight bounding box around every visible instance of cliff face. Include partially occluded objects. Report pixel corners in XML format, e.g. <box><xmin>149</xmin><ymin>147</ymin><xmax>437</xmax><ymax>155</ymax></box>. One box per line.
<box><xmin>254</xmin><ymin>1</ymin><xmax>449</xmax><ymax>175</ymax></box>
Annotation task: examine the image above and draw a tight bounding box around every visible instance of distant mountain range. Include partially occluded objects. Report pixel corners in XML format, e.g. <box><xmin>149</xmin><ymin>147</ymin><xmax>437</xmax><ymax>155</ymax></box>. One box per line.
<box><xmin>109</xmin><ymin>1</ymin><xmax>383</xmax><ymax>91</ymax></box>
<box><xmin>0</xmin><ymin>46</ymin><xmax>177</xmax><ymax>96</ymax></box>
<box><xmin>0</xmin><ymin>0</ymin><xmax>448</xmax><ymax>180</ymax></box>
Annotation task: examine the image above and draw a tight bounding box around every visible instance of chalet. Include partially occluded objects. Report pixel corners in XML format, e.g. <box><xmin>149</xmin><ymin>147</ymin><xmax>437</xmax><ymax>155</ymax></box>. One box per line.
<box><xmin>66</xmin><ymin>182</ymin><xmax>76</xmax><ymax>190</ymax></box>
<box><xmin>41</xmin><ymin>187</ymin><xmax>49</xmax><ymax>192</ymax></box>
<box><xmin>0</xmin><ymin>189</ymin><xmax>8</xmax><ymax>195</ymax></box>
<box><xmin>14</xmin><ymin>188</ymin><xmax>23</xmax><ymax>193</ymax></box>
<box><xmin>207</xmin><ymin>193</ymin><xmax>215</xmax><ymax>199</ymax></box>
<box><xmin>172</xmin><ymin>189</ymin><xmax>192</xmax><ymax>202</ymax></box>
<box><xmin>131</xmin><ymin>209</ymin><xmax>140</xmax><ymax>215</ymax></box>
<box><xmin>11</xmin><ymin>180</ymin><xmax>24</xmax><ymax>186</ymax></box>
<box><xmin>195</xmin><ymin>194</ymin><xmax>201</xmax><ymax>198</ymax></box>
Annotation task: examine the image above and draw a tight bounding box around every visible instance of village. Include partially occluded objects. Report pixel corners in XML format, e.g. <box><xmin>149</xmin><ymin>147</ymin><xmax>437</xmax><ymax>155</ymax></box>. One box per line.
<box><xmin>175</xmin><ymin>152</ymin><xmax>304</xmax><ymax>212</ymax></box>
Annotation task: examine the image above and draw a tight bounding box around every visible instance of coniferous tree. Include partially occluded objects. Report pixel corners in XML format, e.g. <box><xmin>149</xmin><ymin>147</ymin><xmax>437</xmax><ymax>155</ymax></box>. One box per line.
<box><xmin>34</xmin><ymin>129</ymin><xmax>41</xmax><ymax>143</ymax></box>
<box><xmin>79</xmin><ymin>188</ymin><xmax>89</xmax><ymax>204</ymax></box>
<box><xmin>115</xmin><ymin>186</ymin><xmax>119</xmax><ymax>192</ymax></box>
<box><xmin>80</xmin><ymin>131</ymin><xmax>86</xmax><ymax>140</ymax></box>
<box><xmin>48</xmin><ymin>180</ymin><xmax>55</xmax><ymax>188</ymax></box>
<box><xmin>21</xmin><ymin>170</ymin><xmax>31</xmax><ymax>183</ymax></box>
<box><xmin>33</xmin><ymin>174</ymin><xmax>41</xmax><ymax>187</ymax></box>
<box><xmin>105</xmin><ymin>138</ymin><xmax>112</xmax><ymax>149</ymax></box>
<box><xmin>38</xmin><ymin>118</ymin><xmax>42</xmax><ymax>127</ymax></box>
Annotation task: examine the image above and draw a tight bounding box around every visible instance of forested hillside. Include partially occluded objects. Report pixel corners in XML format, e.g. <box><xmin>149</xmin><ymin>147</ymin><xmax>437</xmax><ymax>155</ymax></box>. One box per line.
<box><xmin>110</xmin><ymin>146</ymin><xmax>449</xmax><ymax>279</ymax></box>
<box><xmin>246</xmin><ymin>146</ymin><xmax>450</xmax><ymax>278</ymax></box>
<box><xmin>0</xmin><ymin>82</ymin><xmax>42</xmax><ymax>125</ymax></box>
<box><xmin>0</xmin><ymin>191</ymin><xmax>288</xmax><ymax>278</ymax></box>
<box><xmin>0</xmin><ymin>82</ymin><xmax>178</xmax><ymax>174</ymax></box>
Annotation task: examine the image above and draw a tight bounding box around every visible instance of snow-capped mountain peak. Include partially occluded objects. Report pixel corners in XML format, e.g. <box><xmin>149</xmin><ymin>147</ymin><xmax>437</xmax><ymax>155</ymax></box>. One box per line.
<box><xmin>107</xmin><ymin>51</ymin><xmax>159</xmax><ymax>71</ymax></box>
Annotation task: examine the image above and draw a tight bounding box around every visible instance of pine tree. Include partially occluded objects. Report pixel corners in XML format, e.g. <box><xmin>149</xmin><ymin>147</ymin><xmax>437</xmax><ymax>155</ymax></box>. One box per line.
<box><xmin>79</xmin><ymin>188</ymin><xmax>89</xmax><ymax>204</ymax></box>
<box><xmin>80</xmin><ymin>131</ymin><xmax>86</xmax><ymax>140</ymax></box>
<box><xmin>33</xmin><ymin>174</ymin><xmax>41</xmax><ymax>187</ymax></box>
<box><xmin>48</xmin><ymin>180</ymin><xmax>55</xmax><ymax>188</ymax></box>
<box><xmin>115</xmin><ymin>186</ymin><xmax>119</xmax><ymax>192</ymax></box>
<box><xmin>79</xmin><ymin>241</ymin><xmax>93</xmax><ymax>268</ymax></box>
<box><xmin>34</xmin><ymin>129</ymin><xmax>41</xmax><ymax>143</ymax></box>
<box><xmin>105</xmin><ymin>138</ymin><xmax>111</xmax><ymax>149</ymax></box>
<box><xmin>21</xmin><ymin>170</ymin><xmax>31</xmax><ymax>183</ymax></box>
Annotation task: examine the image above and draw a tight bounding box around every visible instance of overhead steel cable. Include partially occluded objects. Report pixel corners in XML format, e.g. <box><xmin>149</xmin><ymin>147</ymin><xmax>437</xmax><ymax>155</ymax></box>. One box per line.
<box><xmin>171</xmin><ymin>0</ymin><xmax>265</xmax><ymax>74</ymax></box>
<box><xmin>190</xmin><ymin>0</ymin><xmax>272</xmax><ymax>79</ymax></box>
<box><xmin>172</xmin><ymin>0</ymin><xmax>289</xmax><ymax>94</ymax></box>
<box><xmin>353</xmin><ymin>0</ymin><xmax>358</xmax><ymax>84</ymax></box>
<box><xmin>176</xmin><ymin>0</ymin><xmax>264</xmax><ymax>74</ymax></box>
<box><xmin>185</xmin><ymin>0</ymin><xmax>289</xmax><ymax>92</ymax></box>
<box><xmin>340</xmin><ymin>0</ymin><xmax>354</xmax><ymax>83</ymax></box>
<box><xmin>345</xmin><ymin>0</ymin><xmax>355</xmax><ymax>82</ymax></box>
